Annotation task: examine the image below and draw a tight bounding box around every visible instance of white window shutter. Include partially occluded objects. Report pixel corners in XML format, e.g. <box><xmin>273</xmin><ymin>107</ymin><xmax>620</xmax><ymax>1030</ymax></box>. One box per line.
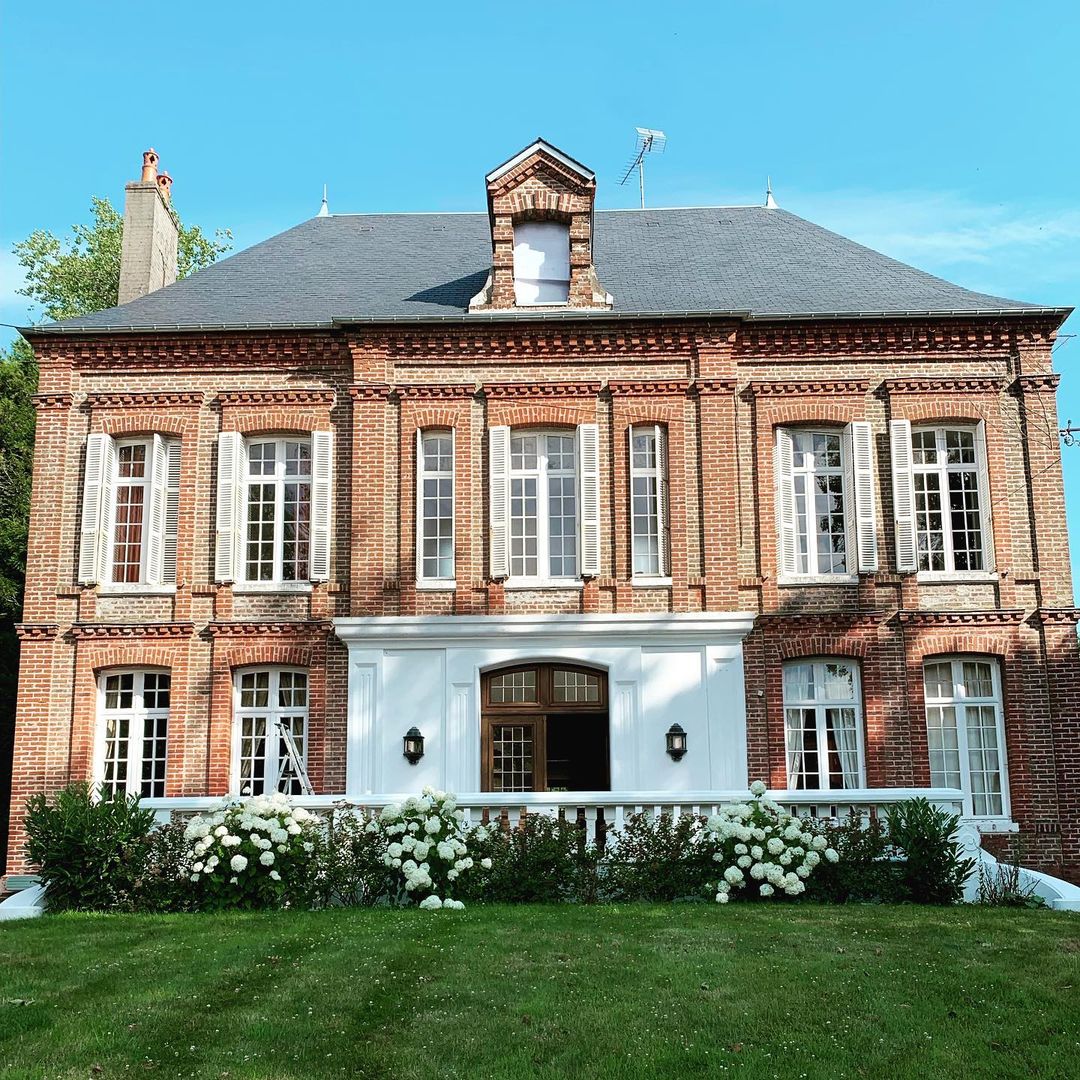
<box><xmin>657</xmin><ymin>425</ymin><xmax>669</xmax><ymax>577</ymax></box>
<box><xmin>578</xmin><ymin>422</ymin><xmax>601</xmax><ymax>577</ymax></box>
<box><xmin>973</xmin><ymin>420</ymin><xmax>995</xmax><ymax>571</ymax></box>
<box><xmin>215</xmin><ymin>431</ymin><xmax>245</xmax><ymax>583</ymax></box>
<box><xmin>145</xmin><ymin>434</ymin><xmax>169</xmax><ymax>585</ymax></box>
<box><xmin>162</xmin><ymin>438</ymin><xmax>181</xmax><ymax>584</ymax></box>
<box><xmin>850</xmin><ymin>421</ymin><xmax>879</xmax><ymax>573</ymax></box>
<box><xmin>774</xmin><ymin>428</ymin><xmax>797</xmax><ymax>578</ymax></box>
<box><xmin>489</xmin><ymin>426</ymin><xmax>510</xmax><ymax>579</ymax></box>
<box><xmin>78</xmin><ymin>434</ymin><xmax>113</xmax><ymax>585</ymax></box>
<box><xmin>889</xmin><ymin>419</ymin><xmax>918</xmax><ymax>572</ymax></box>
<box><xmin>309</xmin><ymin>430</ymin><xmax>334</xmax><ymax>581</ymax></box>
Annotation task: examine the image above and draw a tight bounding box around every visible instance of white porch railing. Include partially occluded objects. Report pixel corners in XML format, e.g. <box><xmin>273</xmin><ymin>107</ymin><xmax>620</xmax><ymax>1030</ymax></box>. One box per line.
<box><xmin>142</xmin><ymin>787</ymin><xmax>966</xmax><ymax>847</ymax></box>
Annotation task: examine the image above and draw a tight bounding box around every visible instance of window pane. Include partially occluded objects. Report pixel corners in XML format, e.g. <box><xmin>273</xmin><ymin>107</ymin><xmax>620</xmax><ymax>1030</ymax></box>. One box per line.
<box><xmin>140</xmin><ymin>714</ymin><xmax>168</xmax><ymax>798</ymax></box>
<box><xmin>510</xmin><ymin>476</ymin><xmax>538</xmax><ymax>578</ymax></box>
<box><xmin>552</xmin><ymin>669</ymin><xmax>600</xmax><ymax>703</ymax></box>
<box><xmin>491</xmin><ymin>724</ymin><xmax>534</xmax><ymax>791</ymax></box>
<box><xmin>923</xmin><ymin>662</ymin><xmax>954</xmax><ymax>701</ymax></box>
<box><xmin>790</xmin><ymin>429</ymin><xmax>846</xmax><ymax>575</ymax></box>
<box><xmin>489</xmin><ymin>670</ymin><xmax>537</xmax><ymax>704</ymax></box>
<box><xmin>276</xmin><ymin>714</ymin><xmax>307</xmax><ymax>795</ymax></box>
<box><xmin>824</xmin><ymin>707</ymin><xmax>859</xmax><ymax>788</ymax></box>
<box><xmin>239</xmin><ymin>715</ymin><xmax>268</xmax><ymax>796</ymax></box>
<box><xmin>783</xmin><ymin>662</ymin><xmax>814</xmax><ymax>703</ymax></box>
<box><xmin>785</xmin><ymin>707</ymin><xmax>819</xmax><ymax>789</ymax></box>
<box><xmin>926</xmin><ymin>705</ymin><xmax>962</xmax><ymax>790</ymax></box>
<box><xmin>282</xmin><ymin>482</ymin><xmax>311</xmax><ymax>581</ymax></box>
<box><xmin>966</xmin><ymin>705</ymin><xmax>1003</xmax><ymax>816</ymax></box>
<box><xmin>246</xmin><ymin>483</ymin><xmax>276</xmax><ymax>581</ymax></box>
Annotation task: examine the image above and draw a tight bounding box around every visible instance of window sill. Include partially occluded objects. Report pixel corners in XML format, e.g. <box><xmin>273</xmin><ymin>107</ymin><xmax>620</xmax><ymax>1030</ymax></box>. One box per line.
<box><xmin>96</xmin><ymin>585</ymin><xmax>177</xmax><ymax>597</ymax></box>
<box><xmin>504</xmin><ymin>579</ymin><xmax>584</xmax><ymax>591</ymax></box>
<box><xmin>916</xmin><ymin>571</ymin><xmax>999</xmax><ymax>584</ymax></box>
<box><xmin>632</xmin><ymin>577</ymin><xmax>673</xmax><ymax>588</ymax></box>
<box><xmin>777</xmin><ymin>575</ymin><xmax>859</xmax><ymax>588</ymax></box>
<box><xmin>963</xmin><ymin>816</ymin><xmax>1019</xmax><ymax>834</ymax></box>
<box><xmin>232</xmin><ymin>582</ymin><xmax>314</xmax><ymax>594</ymax></box>
<box><xmin>416</xmin><ymin>580</ymin><xmax>457</xmax><ymax>592</ymax></box>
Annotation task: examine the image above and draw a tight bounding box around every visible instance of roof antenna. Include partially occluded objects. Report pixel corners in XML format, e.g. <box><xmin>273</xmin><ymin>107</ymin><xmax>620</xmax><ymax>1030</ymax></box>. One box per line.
<box><xmin>765</xmin><ymin>177</ymin><xmax>778</xmax><ymax>209</ymax></box>
<box><xmin>619</xmin><ymin>128</ymin><xmax>667</xmax><ymax>209</ymax></box>
<box><xmin>317</xmin><ymin>184</ymin><xmax>329</xmax><ymax>217</ymax></box>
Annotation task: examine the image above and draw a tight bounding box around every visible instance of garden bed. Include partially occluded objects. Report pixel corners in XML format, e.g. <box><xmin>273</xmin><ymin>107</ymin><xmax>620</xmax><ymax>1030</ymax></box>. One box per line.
<box><xmin>1</xmin><ymin>903</ymin><xmax>1077</xmax><ymax>1079</ymax></box>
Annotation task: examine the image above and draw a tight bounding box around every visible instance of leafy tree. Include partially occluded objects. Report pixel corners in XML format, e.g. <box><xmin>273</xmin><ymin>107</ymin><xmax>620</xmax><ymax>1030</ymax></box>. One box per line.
<box><xmin>0</xmin><ymin>198</ymin><xmax>230</xmax><ymax>868</ymax></box>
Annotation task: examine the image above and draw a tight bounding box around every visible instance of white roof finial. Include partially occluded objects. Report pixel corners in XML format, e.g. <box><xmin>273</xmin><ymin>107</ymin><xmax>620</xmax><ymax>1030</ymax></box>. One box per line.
<box><xmin>317</xmin><ymin>184</ymin><xmax>329</xmax><ymax>217</ymax></box>
<box><xmin>765</xmin><ymin>176</ymin><xmax>778</xmax><ymax>209</ymax></box>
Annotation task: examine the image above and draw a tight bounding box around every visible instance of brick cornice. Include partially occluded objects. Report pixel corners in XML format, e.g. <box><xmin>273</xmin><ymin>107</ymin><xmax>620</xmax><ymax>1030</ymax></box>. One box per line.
<box><xmin>747</xmin><ymin>379</ymin><xmax>870</xmax><ymax>397</ymax></box>
<box><xmin>1010</xmin><ymin>373</ymin><xmax>1061</xmax><ymax>394</ymax></box>
<box><xmin>607</xmin><ymin>380</ymin><xmax>692</xmax><ymax>397</ymax></box>
<box><xmin>217</xmin><ymin>389</ymin><xmax>336</xmax><ymax>407</ymax></box>
<box><xmin>757</xmin><ymin>610</ymin><xmax>891</xmax><ymax>628</ymax></box>
<box><xmin>893</xmin><ymin>609</ymin><xmax>1025</xmax><ymax>627</ymax></box>
<box><xmin>206</xmin><ymin>620</ymin><xmax>334</xmax><ymax>637</ymax></box>
<box><xmin>349</xmin><ymin>384</ymin><xmax>394</xmax><ymax>401</ymax></box>
<box><xmin>84</xmin><ymin>391</ymin><xmax>205</xmax><ymax>409</ymax></box>
<box><xmin>32</xmin><ymin>393</ymin><xmax>74</xmax><ymax>411</ymax></box>
<box><xmin>1030</xmin><ymin>607</ymin><xmax>1080</xmax><ymax>626</ymax></box>
<box><xmin>882</xmin><ymin>377</ymin><xmax>1005</xmax><ymax>394</ymax></box>
<box><xmin>15</xmin><ymin>623</ymin><xmax>59</xmax><ymax>640</ymax></box>
<box><xmin>694</xmin><ymin>379</ymin><xmax>738</xmax><ymax>396</ymax></box>
<box><xmin>393</xmin><ymin>383</ymin><xmax>478</xmax><ymax>400</ymax></box>
<box><xmin>482</xmin><ymin>381</ymin><xmax>603</xmax><ymax>399</ymax></box>
<box><xmin>69</xmin><ymin>622</ymin><xmax>195</xmax><ymax>640</ymax></box>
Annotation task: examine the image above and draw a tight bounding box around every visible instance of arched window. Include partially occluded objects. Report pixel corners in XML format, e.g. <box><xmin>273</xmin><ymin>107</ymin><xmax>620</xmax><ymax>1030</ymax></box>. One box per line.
<box><xmin>481</xmin><ymin>664</ymin><xmax>608</xmax><ymax>792</ymax></box>
<box><xmin>96</xmin><ymin>669</ymin><xmax>170</xmax><ymax>798</ymax></box>
<box><xmin>233</xmin><ymin>667</ymin><xmax>309</xmax><ymax>795</ymax></box>
<box><xmin>782</xmin><ymin>659</ymin><xmax>864</xmax><ymax>790</ymax></box>
<box><xmin>513</xmin><ymin>221</ymin><xmax>570</xmax><ymax>305</ymax></box>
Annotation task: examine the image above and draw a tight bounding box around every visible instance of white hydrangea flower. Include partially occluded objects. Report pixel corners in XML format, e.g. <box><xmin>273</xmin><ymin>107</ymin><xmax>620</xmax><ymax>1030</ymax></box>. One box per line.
<box><xmin>259</xmin><ymin>851</ymin><xmax>275</xmax><ymax>866</ymax></box>
<box><xmin>767</xmin><ymin>837</ymin><xmax>784</xmax><ymax>855</ymax></box>
<box><xmin>192</xmin><ymin>862</ymin><xmax>204</xmax><ymax>874</ymax></box>
<box><xmin>230</xmin><ymin>854</ymin><xmax>248</xmax><ymax>872</ymax></box>
<box><xmin>436</xmin><ymin>840</ymin><xmax>456</xmax><ymax>861</ymax></box>
<box><xmin>749</xmin><ymin>862</ymin><xmax>766</xmax><ymax>880</ymax></box>
<box><xmin>795</xmin><ymin>864</ymin><xmax>811</xmax><ymax>879</ymax></box>
<box><xmin>412</xmin><ymin>841</ymin><xmax>430</xmax><ymax>860</ymax></box>
<box><xmin>717</xmin><ymin>891</ymin><xmax>730</xmax><ymax>904</ymax></box>
<box><xmin>723</xmin><ymin>866</ymin><xmax>744</xmax><ymax>885</ymax></box>
<box><xmin>419</xmin><ymin>895</ymin><xmax>443</xmax><ymax>910</ymax></box>
<box><xmin>190</xmin><ymin>872</ymin><xmax>201</xmax><ymax>882</ymax></box>
<box><xmin>811</xmin><ymin>834</ymin><xmax>828</xmax><ymax>851</ymax></box>
<box><xmin>737</xmin><ymin>855</ymin><xmax>752</xmax><ymax>869</ymax></box>
<box><xmin>749</xmin><ymin>780</ymin><xmax>767</xmax><ymax>797</ymax></box>
<box><xmin>734</xmin><ymin>843</ymin><xmax>748</xmax><ymax>855</ymax></box>
<box><xmin>759</xmin><ymin>883</ymin><xmax>774</xmax><ymax>897</ymax></box>
<box><xmin>804</xmin><ymin>850</ymin><xmax>821</xmax><ymax>868</ymax></box>
<box><xmin>480</xmin><ymin>857</ymin><xmax>492</xmax><ymax>870</ymax></box>
<box><xmin>825</xmin><ymin>847</ymin><xmax>839</xmax><ymax>863</ymax></box>
<box><xmin>751</xmin><ymin>845</ymin><xmax>764</xmax><ymax>861</ymax></box>
<box><xmin>424</xmin><ymin>816</ymin><xmax>442</xmax><ymax>836</ymax></box>
<box><xmin>387</xmin><ymin>843</ymin><xmax>403</xmax><ymax>859</ymax></box>
<box><xmin>269</xmin><ymin>870</ymin><xmax>281</xmax><ymax>881</ymax></box>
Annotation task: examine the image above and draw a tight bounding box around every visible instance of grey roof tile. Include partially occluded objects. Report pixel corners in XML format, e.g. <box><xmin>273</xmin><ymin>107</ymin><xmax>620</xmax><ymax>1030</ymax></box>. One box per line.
<box><xmin>37</xmin><ymin>207</ymin><xmax>1058</xmax><ymax>333</ymax></box>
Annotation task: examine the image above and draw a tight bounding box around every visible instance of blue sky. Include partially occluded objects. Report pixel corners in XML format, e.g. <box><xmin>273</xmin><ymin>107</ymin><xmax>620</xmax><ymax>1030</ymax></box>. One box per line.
<box><xmin>2</xmin><ymin>1</ymin><xmax>1078</xmax><ymax>596</ymax></box>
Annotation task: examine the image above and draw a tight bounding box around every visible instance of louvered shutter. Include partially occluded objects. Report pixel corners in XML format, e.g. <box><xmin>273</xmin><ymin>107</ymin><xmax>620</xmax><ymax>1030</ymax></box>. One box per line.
<box><xmin>162</xmin><ymin>439</ymin><xmax>181</xmax><ymax>585</ymax></box>
<box><xmin>215</xmin><ymin>431</ymin><xmax>245</xmax><ymax>582</ymax></box>
<box><xmin>145</xmin><ymin>434</ymin><xmax>169</xmax><ymax>585</ymax></box>
<box><xmin>774</xmin><ymin>428</ymin><xmax>797</xmax><ymax>578</ymax></box>
<box><xmin>656</xmin><ymin>425</ymin><xmax>670</xmax><ymax>577</ymax></box>
<box><xmin>889</xmin><ymin>419</ymin><xmax>918</xmax><ymax>572</ymax></box>
<box><xmin>309</xmin><ymin>430</ymin><xmax>334</xmax><ymax>581</ymax></box>
<box><xmin>488</xmin><ymin>426</ymin><xmax>510</xmax><ymax>579</ymax></box>
<box><xmin>578</xmin><ymin>423</ymin><xmax>601</xmax><ymax>577</ymax></box>
<box><xmin>78</xmin><ymin>433</ymin><xmax>113</xmax><ymax>585</ymax></box>
<box><xmin>849</xmin><ymin>421</ymin><xmax>879</xmax><ymax>573</ymax></box>
<box><xmin>973</xmin><ymin>420</ymin><xmax>995</xmax><ymax>571</ymax></box>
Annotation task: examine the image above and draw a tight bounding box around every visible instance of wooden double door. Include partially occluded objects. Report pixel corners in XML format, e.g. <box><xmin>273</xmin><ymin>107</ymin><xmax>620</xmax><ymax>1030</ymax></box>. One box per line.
<box><xmin>481</xmin><ymin>663</ymin><xmax>609</xmax><ymax>793</ymax></box>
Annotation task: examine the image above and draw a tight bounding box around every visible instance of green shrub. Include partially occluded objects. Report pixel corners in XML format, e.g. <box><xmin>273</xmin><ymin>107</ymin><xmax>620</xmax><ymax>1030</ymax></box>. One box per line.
<box><xmin>311</xmin><ymin>807</ymin><xmax>394</xmax><ymax>908</ymax></box>
<box><xmin>24</xmin><ymin>783</ymin><xmax>157</xmax><ymax>912</ymax></box>
<box><xmin>886</xmin><ymin>798</ymin><xmax>975</xmax><ymax>905</ymax></box>
<box><xmin>461</xmin><ymin>813</ymin><xmax>601</xmax><ymax>904</ymax></box>
<box><xmin>808</xmin><ymin>814</ymin><xmax>903</xmax><ymax>903</ymax></box>
<box><xmin>602</xmin><ymin>812</ymin><xmax>713</xmax><ymax>902</ymax></box>
<box><xmin>127</xmin><ymin>822</ymin><xmax>197</xmax><ymax>913</ymax></box>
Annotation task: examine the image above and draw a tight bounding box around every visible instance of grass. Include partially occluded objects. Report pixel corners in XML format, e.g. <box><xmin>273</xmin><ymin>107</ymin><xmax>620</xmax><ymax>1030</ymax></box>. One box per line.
<box><xmin>0</xmin><ymin>904</ymin><xmax>1077</xmax><ymax>1079</ymax></box>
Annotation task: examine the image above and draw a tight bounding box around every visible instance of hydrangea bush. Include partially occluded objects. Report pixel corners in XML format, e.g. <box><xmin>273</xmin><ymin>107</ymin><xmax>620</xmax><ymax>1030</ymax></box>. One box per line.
<box><xmin>705</xmin><ymin>780</ymin><xmax>839</xmax><ymax>902</ymax></box>
<box><xmin>376</xmin><ymin>787</ymin><xmax>484</xmax><ymax>909</ymax></box>
<box><xmin>184</xmin><ymin>793</ymin><xmax>318</xmax><ymax>910</ymax></box>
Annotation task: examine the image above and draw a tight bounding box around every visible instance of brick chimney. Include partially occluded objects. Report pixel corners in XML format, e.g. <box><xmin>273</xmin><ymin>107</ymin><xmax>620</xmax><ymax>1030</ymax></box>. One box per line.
<box><xmin>118</xmin><ymin>148</ymin><xmax>179</xmax><ymax>305</ymax></box>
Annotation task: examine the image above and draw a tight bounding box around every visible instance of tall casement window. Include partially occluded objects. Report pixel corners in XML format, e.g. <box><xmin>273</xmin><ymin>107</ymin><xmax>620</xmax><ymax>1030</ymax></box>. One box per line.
<box><xmin>775</xmin><ymin>423</ymin><xmax>878</xmax><ymax>580</ymax></box>
<box><xmin>783</xmin><ymin>659</ymin><xmax>865</xmax><ymax>791</ymax></box>
<box><xmin>96</xmin><ymin>669</ymin><xmax>170</xmax><ymax>798</ymax></box>
<box><xmin>629</xmin><ymin>425</ymin><xmax>669</xmax><ymax>578</ymax></box>
<box><xmin>215</xmin><ymin>431</ymin><xmax>333</xmax><ymax>585</ymax></box>
<box><xmin>890</xmin><ymin>420</ymin><xmax>993</xmax><ymax>574</ymax></box>
<box><xmin>923</xmin><ymin>657</ymin><xmax>1008</xmax><ymax>818</ymax></box>
<box><xmin>233</xmin><ymin>668</ymin><xmax>309</xmax><ymax>796</ymax></box>
<box><xmin>417</xmin><ymin>430</ymin><xmax>454</xmax><ymax>583</ymax></box>
<box><xmin>488</xmin><ymin>425</ymin><xmax>600</xmax><ymax>584</ymax></box>
<box><xmin>79</xmin><ymin>434</ymin><xmax>180</xmax><ymax>587</ymax></box>
<box><xmin>512</xmin><ymin>221</ymin><xmax>570</xmax><ymax>305</ymax></box>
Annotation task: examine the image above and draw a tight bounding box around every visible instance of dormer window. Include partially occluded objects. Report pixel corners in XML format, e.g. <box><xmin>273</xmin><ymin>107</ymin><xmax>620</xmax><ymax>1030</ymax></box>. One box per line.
<box><xmin>513</xmin><ymin>221</ymin><xmax>570</xmax><ymax>305</ymax></box>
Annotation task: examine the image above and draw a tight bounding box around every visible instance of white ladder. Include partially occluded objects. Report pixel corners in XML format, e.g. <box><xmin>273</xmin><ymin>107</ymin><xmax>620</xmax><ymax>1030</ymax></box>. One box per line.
<box><xmin>275</xmin><ymin>720</ymin><xmax>313</xmax><ymax>796</ymax></box>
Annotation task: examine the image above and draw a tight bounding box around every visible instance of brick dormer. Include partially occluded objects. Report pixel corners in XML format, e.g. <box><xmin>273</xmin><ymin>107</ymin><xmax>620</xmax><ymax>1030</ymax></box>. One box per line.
<box><xmin>469</xmin><ymin>139</ymin><xmax>613</xmax><ymax>312</ymax></box>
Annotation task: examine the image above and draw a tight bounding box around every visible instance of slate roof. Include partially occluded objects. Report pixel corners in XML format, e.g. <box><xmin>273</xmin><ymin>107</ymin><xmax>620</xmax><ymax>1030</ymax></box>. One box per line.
<box><xmin>33</xmin><ymin>206</ymin><xmax>1066</xmax><ymax>334</ymax></box>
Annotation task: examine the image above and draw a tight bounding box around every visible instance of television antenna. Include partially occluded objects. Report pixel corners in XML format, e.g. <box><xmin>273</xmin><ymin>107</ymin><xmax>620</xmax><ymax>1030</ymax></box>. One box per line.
<box><xmin>619</xmin><ymin>128</ymin><xmax>667</xmax><ymax>209</ymax></box>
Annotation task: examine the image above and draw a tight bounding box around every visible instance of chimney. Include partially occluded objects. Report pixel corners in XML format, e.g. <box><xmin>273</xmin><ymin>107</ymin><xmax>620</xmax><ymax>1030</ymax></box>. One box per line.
<box><xmin>118</xmin><ymin>148</ymin><xmax>179</xmax><ymax>305</ymax></box>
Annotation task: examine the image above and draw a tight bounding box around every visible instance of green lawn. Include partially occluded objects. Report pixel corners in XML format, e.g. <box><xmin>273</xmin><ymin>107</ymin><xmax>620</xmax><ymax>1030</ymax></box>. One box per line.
<box><xmin>1</xmin><ymin>904</ymin><xmax>1078</xmax><ymax>1079</ymax></box>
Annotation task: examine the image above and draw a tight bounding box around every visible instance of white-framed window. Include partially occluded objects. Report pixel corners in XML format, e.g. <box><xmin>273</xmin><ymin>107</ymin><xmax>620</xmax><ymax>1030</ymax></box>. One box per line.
<box><xmin>923</xmin><ymin>656</ymin><xmax>1008</xmax><ymax>819</ymax></box>
<box><xmin>79</xmin><ymin>433</ymin><xmax>180</xmax><ymax>587</ymax></box>
<box><xmin>783</xmin><ymin>659</ymin><xmax>865</xmax><ymax>790</ymax></box>
<box><xmin>775</xmin><ymin>423</ymin><xmax>877</xmax><ymax>580</ymax></box>
<box><xmin>95</xmin><ymin>669</ymin><xmax>170</xmax><ymax>798</ymax></box>
<box><xmin>417</xmin><ymin>430</ymin><xmax>454</xmax><ymax>582</ymax></box>
<box><xmin>215</xmin><ymin>431</ymin><xmax>333</xmax><ymax>585</ymax></box>
<box><xmin>233</xmin><ymin>667</ymin><xmax>309</xmax><ymax>796</ymax></box>
<box><xmin>910</xmin><ymin>426</ymin><xmax>991</xmax><ymax>573</ymax></box>
<box><xmin>629</xmin><ymin>424</ymin><xmax>669</xmax><ymax>577</ymax></box>
<box><xmin>513</xmin><ymin>221</ymin><xmax>570</xmax><ymax>305</ymax></box>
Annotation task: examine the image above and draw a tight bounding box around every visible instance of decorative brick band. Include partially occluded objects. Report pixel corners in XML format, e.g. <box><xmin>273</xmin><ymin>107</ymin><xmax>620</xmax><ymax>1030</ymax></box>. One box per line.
<box><xmin>607</xmin><ymin>380</ymin><xmax>692</xmax><ymax>397</ymax></box>
<box><xmin>694</xmin><ymin>379</ymin><xmax>738</xmax><ymax>396</ymax></box>
<box><xmin>218</xmin><ymin>389</ymin><xmax>337</xmax><ymax>407</ymax></box>
<box><xmin>349</xmin><ymin>384</ymin><xmax>394</xmax><ymax>400</ymax></box>
<box><xmin>15</xmin><ymin>624</ymin><xmax>59</xmax><ymax>640</ymax></box>
<box><xmin>893</xmin><ymin>609</ymin><xmax>1025</xmax><ymax>627</ymax></box>
<box><xmin>85</xmin><ymin>391</ymin><xmax>205</xmax><ymax>408</ymax></box>
<box><xmin>69</xmin><ymin>622</ymin><xmax>196</xmax><ymax>640</ymax></box>
<box><xmin>1031</xmin><ymin>608</ymin><xmax>1080</xmax><ymax>626</ymax></box>
<box><xmin>394</xmin><ymin>384</ymin><xmax>478</xmax><ymax>400</ymax></box>
<box><xmin>482</xmin><ymin>382</ymin><xmax>603</xmax><ymax>399</ymax></box>
<box><xmin>882</xmin><ymin>377</ymin><xmax>1005</xmax><ymax>394</ymax></box>
<box><xmin>32</xmin><ymin>393</ymin><xmax>74</xmax><ymax>411</ymax></box>
<box><xmin>747</xmin><ymin>379</ymin><xmax>870</xmax><ymax>397</ymax></box>
<box><xmin>1011</xmin><ymin>374</ymin><xmax>1061</xmax><ymax>394</ymax></box>
<box><xmin>206</xmin><ymin>620</ymin><xmax>334</xmax><ymax>637</ymax></box>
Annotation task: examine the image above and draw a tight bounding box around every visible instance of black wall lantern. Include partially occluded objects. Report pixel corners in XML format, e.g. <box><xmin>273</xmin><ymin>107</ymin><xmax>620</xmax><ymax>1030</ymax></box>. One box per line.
<box><xmin>403</xmin><ymin>727</ymin><xmax>425</xmax><ymax>765</ymax></box>
<box><xmin>666</xmin><ymin>723</ymin><xmax>687</xmax><ymax>762</ymax></box>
